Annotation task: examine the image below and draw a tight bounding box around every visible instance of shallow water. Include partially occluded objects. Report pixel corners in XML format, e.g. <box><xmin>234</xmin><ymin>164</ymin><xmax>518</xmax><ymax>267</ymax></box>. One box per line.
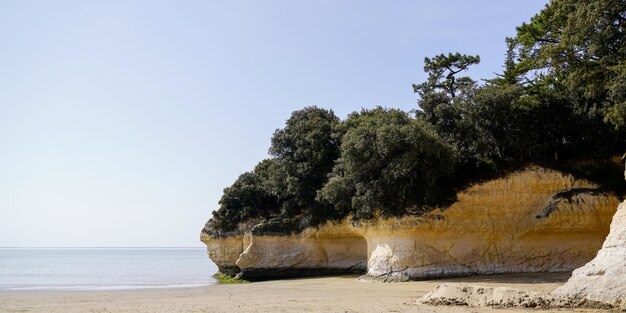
<box><xmin>0</xmin><ymin>248</ymin><xmax>217</xmax><ymax>291</ymax></box>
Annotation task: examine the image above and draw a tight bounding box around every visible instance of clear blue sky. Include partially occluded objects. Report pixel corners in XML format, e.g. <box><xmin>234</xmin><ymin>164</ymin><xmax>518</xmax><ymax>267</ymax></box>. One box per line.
<box><xmin>0</xmin><ymin>0</ymin><xmax>548</xmax><ymax>247</ymax></box>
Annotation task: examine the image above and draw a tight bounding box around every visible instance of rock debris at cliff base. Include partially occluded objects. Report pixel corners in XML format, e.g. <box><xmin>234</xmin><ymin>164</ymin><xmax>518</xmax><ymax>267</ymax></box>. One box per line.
<box><xmin>419</xmin><ymin>283</ymin><xmax>621</xmax><ymax>310</ymax></box>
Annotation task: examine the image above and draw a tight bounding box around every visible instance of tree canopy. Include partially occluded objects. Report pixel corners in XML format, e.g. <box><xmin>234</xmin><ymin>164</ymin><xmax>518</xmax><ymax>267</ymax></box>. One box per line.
<box><xmin>413</xmin><ymin>53</ymin><xmax>480</xmax><ymax>99</ymax></box>
<box><xmin>515</xmin><ymin>0</ymin><xmax>626</xmax><ymax>129</ymax></box>
<box><xmin>269</xmin><ymin>106</ymin><xmax>340</xmax><ymax>218</ymax></box>
<box><xmin>317</xmin><ymin>108</ymin><xmax>456</xmax><ymax>219</ymax></box>
<box><xmin>206</xmin><ymin>1</ymin><xmax>626</xmax><ymax>236</ymax></box>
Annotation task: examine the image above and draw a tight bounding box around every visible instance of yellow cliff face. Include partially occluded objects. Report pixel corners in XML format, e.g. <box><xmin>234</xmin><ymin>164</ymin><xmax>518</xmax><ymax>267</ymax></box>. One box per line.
<box><xmin>361</xmin><ymin>166</ymin><xmax>619</xmax><ymax>281</ymax></box>
<box><xmin>552</xmin><ymin>164</ymin><xmax>626</xmax><ymax>306</ymax></box>
<box><xmin>200</xmin><ymin>233</ymin><xmax>243</xmax><ymax>276</ymax></box>
<box><xmin>201</xmin><ymin>166</ymin><xmax>621</xmax><ymax>281</ymax></box>
<box><xmin>552</xmin><ymin>200</ymin><xmax>626</xmax><ymax>305</ymax></box>
<box><xmin>234</xmin><ymin>230</ymin><xmax>367</xmax><ymax>279</ymax></box>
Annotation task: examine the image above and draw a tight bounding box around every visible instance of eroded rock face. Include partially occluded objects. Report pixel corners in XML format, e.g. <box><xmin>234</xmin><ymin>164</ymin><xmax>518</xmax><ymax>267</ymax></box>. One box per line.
<box><xmin>550</xmin><ymin>163</ymin><xmax>626</xmax><ymax>307</ymax></box>
<box><xmin>201</xmin><ymin>166</ymin><xmax>620</xmax><ymax>281</ymax></box>
<box><xmin>419</xmin><ymin>283</ymin><xmax>614</xmax><ymax>309</ymax></box>
<box><xmin>361</xmin><ymin>166</ymin><xmax>619</xmax><ymax>281</ymax></box>
<box><xmin>552</xmin><ymin>200</ymin><xmax>626</xmax><ymax>305</ymax></box>
<box><xmin>201</xmin><ymin>222</ymin><xmax>367</xmax><ymax>280</ymax></box>
<box><xmin>420</xmin><ymin>283</ymin><xmax>558</xmax><ymax>308</ymax></box>
<box><xmin>200</xmin><ymin>232</ymin><xmax>245</xmax><ymax>276</ymax></box>
<box><xmin>235</xmin><ymin>223</ymin><xmax>367</xmax><ymax>280</ymax></box>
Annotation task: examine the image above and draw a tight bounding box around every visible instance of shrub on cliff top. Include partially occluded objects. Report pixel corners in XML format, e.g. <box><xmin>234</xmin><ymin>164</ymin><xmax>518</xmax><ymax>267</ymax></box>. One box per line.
<box><xmin>269</xmin><ymin>106</ymin><xmax>341</xmax><ymax>218</ymax></box>
<box><xmin>318</xmin><ymin>108</ymin><xmax>457</xmax><ymax>219</ymax></box>
<box><xmin>207</xmin><ymin>107</ymin><xmax>342</xmax><ymax>234</ymax></box>
<box><xmin>206</xmin><ymin>159</ymin><xmax>284</xmax><ymax>234</ymax></box>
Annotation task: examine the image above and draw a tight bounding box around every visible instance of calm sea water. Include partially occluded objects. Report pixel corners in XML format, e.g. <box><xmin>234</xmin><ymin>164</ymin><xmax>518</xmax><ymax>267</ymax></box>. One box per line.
<box><xmin>0</xmin><ymin>248</ymin><xmax>218</xmax><ymax>291</ymax></box>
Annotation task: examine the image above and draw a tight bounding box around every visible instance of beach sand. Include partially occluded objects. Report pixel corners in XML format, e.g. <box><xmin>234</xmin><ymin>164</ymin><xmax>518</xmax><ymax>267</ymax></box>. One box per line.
<box><xmin>0</xmin><ymin>272</ymin><xmax>604</xmax><ymax>313</ymax></box>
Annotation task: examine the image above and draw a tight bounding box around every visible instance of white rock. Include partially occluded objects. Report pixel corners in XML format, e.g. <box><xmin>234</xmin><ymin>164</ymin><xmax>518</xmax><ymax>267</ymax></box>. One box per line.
<box><xmin>553</xmin><ymin>200</ymin><xmax>626</xmax><ymax>305</ymax></box>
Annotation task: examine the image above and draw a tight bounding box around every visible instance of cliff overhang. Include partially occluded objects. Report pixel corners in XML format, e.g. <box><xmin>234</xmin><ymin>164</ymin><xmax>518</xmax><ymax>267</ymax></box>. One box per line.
<box><xmin>201</xmin><ymin>166</ymin><xmax>621</xmax><ymax>282</ymax></box>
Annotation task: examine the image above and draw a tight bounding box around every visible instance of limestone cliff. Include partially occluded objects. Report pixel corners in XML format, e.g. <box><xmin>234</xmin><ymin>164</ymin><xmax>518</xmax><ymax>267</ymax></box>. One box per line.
<box><xmin>360</xmin><ymin>166</ymin><xmax>619</xmax><ymax>281</ymax></box>
<box><xmin>551</xmin><ymin>200</ymin><xmax>626</xmax><ymax>306</ymax></box>
<box><xmin>201</xmin><ymin>222</ymin><xmax>367</xmax><ymax>280</ymax></box>
<box><xmin>201</xmin><ymin>166</ymin><xmax>620</xmax><ymax>281</ymax></box>
<box><xmin>235</xmin><ymin>223</ymin><xmax>367</xmax><ymax>280</ymax></box>
<box><xmin>551</xmin><ymin>166</ymin><xmax>626</xmax><ymax>307</ymax></box>
<box><xmin>200</xmin><ymin>232</ymin><xmax>245</xmax><ymax>276</ymax></box>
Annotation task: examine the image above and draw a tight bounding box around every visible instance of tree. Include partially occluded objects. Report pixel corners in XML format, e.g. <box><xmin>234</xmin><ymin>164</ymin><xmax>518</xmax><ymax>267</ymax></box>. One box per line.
<box><xmin>514</xmin><ymin>0</ymin><xmax>626</xmax><ymax>129</ymax></box>
<box><xmin>411</xmin><ymin>53</ymin><xmax>483</xmax><ymax>167</ymax></box>
<box><xmin>206</xmin><ymin>160</ymin><xmax>284</xmax><ymax>234</ymax></box>
<box><xmin>606</xmin><ymin>64</ymin><xmax>626</xmax><ymax>128</ymax></box>
<box><xmin>413</xmin><ymin>52</ymin><xmax>480</xmax><ymax>99</ymax></box>
<box><xmin>318</xmin><ymin>108</ymin><xmax>456</xmax><ymax>219</ymax></box>
<box><xmin>269</xmin><ymin>106</ymin><xmax>341</xmax><ymax>217</ymax></box>
<box><xmin>413</xmin><ymin>53</ymin><xmax>480</xmax><ymax>136</ymax></box>
<box><xmin>488</xmin><ymin>38</ymin><xmax>522</xmax><ymax>86</ymax></box>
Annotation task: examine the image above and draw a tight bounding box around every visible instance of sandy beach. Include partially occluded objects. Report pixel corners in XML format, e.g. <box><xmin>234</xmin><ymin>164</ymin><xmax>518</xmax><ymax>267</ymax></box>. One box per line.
<box><xmin>0</xmin><ymin>272</ymin><xmax>606</xmax><ymax>313</ymax></box>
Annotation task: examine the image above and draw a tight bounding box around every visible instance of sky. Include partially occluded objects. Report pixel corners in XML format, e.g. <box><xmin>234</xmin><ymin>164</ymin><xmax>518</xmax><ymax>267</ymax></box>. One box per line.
<box><xmin>0</xmin><ymin>0</ymin><xmax>549</xmax><ymax>247</ymax></box>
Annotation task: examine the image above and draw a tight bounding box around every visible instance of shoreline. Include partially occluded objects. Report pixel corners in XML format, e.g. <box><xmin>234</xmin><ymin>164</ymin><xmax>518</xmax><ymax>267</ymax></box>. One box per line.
<box><xmin>0</xmin><ymin>282</ymin><xmax>216</xmax><ymax>293</ymax></box>
<box><xmin>0</xmin><ymin>272</ymin><xmax>606</xmax><ymax>313</ymax></box>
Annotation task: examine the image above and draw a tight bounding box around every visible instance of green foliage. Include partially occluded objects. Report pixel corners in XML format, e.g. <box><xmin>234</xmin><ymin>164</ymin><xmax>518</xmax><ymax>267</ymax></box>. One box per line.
<box><xmin>467</xmin><ymin>84</ymin><xmax>580</xmax><ymax>164</ymax></box>
<box><xmin>206</xmin><ymin>160</ymin><xmax>283</xmax><ymax>235</ymax></box>
<box><xmin>318</xmin><ymin>108</ymin><xmax>457</xmax><ymax>219</ymax></box>
<box><xmin>414</xmin><ymin>52</ymin><xmax>480</xmax><ymax>133</ymax></box>
<box><xmin>606</xmin><ymin>63</ymin><xmax>626</xmax><ymax>128</ymax></box>
<box><xmin>416</xmin><ymin>51</ymin><xmax>624</xmax><ymax>171</ymax></box>
<box><xmin>213</xmin><ymin>273</ymin><xmax>249</xmax><ymax>284</ymax></box>
<box><xmin>514</xmin><ymin>0</ymin><xmax>626</xmax><ymax>129</ymax></box>
<box><xmin>205</xmin><ymin>2</ymin><xmax>626</xmax><ymax>237</ymax></box>
<box><xmin>488</xmin><ymin>37</ymin><xmax>523</xmax><ymax>86</ymax></box>
<box><xmin>314</xmin><ymin>161</ymin><xmax>354</xmax><ymax>218</ymax></box>
<box><xmin>269</xmin><ymin>106</ymin><xmax>341</xmax><ymax>217</ymax></box>
<box><xmin>207</xmin><ymin>107</ymin><xmax>342</xmax><ymax>235</ymax></box>
<box><xmin>253</xmin><ymin>158</ymin><xmax>288</xmax><ymax>203</ymax></box>
<box><xmin>413</xmin><ymin>52</ymin><xmax>480</xmax><ymax>99</ymax></box>
<box><xmin>250</xmin><ymin>217</ymin><xmax>303</xmax><ymax>236</ymax></box>
<box><xmin>456</xmin><ymin>84</ymin><xmax>526</xmax><ymax>166</ymax></box>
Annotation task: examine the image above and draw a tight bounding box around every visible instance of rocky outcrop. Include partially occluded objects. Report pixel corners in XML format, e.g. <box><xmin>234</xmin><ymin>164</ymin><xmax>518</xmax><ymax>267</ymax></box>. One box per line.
<box><xmin>551</xmin><ymin>165</ymin><xmax>626</xmax><ymax>307</ymax></box>
<box><xmin>419</xmin><ymin>283</ymin><xmax>614</xmax><ymax>310</ymax></box>
<box><xmin>201</xmin><ymin>166</ymin><xmax>620</xmax><ymax>281</ymax></box>
<box><xmin>200</xmin><ymin>233</ymin><xmax>246</xmax><ymax>276</ymax></box>
<box><xmin>234</xmin><ymin>223</ymin><xmax>367</xmax><ymax>280</ymax></box>
<box><xmin>360</xmin><ymin>166</ymin><xmax>619</xmax><ymax>281</ymax></box>
<box><xmin>202</xmin><ymin>222</ymin><xmax>367</xmax><ymax>280</ymax></box>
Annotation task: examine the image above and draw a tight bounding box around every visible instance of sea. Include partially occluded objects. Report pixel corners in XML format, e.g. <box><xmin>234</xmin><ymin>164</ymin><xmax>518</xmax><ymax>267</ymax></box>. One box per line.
<box><xmin>0</xmin><ymin>248</ymin><xmax>218</xmax><ymax>291</ymax></box>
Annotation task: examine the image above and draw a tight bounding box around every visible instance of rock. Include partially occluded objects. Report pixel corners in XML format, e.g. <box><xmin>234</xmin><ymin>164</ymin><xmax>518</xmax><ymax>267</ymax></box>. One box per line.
<box><xmin>234</xmin><ymin>224</ymin><xmax>367</xmax><ymax>280</ymax></box>
<box><xmin>201</xmin><ymin>166</ymin><xmax>620</xmax><ymax>281</ymax></box>
<box><xmin>419</xmin><ymin>283</ymin><xmax>553</xmax><ymax>308</ymax></box>
<box><xmin>419</xmin><ymin>162</ymin><xmax>626</xmax><ymax>311</ymax></box>
<box><xmin>201</xmin><ymin>222</ymin><xmax>368</xmax><ymax>281</ymax></box>
<box><xmin>552</xmin><ymin>200</ymin><xmax>626</xmax><ymax>305</ymax></box>
<box><xmin>419</xmin><ymin>283</ymin><xmax>615</xmax><ymax>310</ymax></box>
<box><xmin>200</xmin><ymin>232</ymin><xmax>245</xmax><ymax>276</ymax></box>
<box><xmin>361</xmin><ymin>166</ymin><xmax>619</xmax><ymax>281</ymax></box>
<box><xmin>550</xmin><ymin>161</ymin><xmax>626</xmax><ymax>307</ymax></box>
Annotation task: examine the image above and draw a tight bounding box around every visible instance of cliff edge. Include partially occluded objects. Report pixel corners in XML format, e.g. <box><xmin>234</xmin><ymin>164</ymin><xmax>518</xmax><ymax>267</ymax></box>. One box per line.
<box><xmin>201</xmin><ymin>166</ymin><xmax>620</xmax><ymax>281</ymax></box>
<box><xmin>359</xmin><ymin>166</ymin><xmax>618</xmax><ymax>281</ymax></box>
